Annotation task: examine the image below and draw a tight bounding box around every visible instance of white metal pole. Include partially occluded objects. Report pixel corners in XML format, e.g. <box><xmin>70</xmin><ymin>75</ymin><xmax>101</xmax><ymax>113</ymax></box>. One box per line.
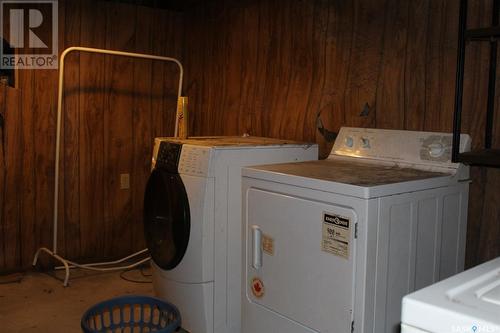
<box><xmin>52</xmin><ymin>46</ymin><xmax>184</xmax><ymax>254</ymax></box>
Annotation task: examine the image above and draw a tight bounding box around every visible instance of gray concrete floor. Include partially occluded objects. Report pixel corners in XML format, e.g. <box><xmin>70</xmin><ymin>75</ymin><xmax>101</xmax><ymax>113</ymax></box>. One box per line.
<box><xmin>0</xmin><ymin>268</ymin><xmax>154</xmax><ymax>332</ymax></box>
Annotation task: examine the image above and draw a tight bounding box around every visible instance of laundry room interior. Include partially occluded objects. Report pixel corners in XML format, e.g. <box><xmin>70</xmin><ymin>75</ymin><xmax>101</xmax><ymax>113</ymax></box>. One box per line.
<box><xmin>0</xmin><ymin>0</ymin><xmax>499</xmax><ymax>332</ymax></box>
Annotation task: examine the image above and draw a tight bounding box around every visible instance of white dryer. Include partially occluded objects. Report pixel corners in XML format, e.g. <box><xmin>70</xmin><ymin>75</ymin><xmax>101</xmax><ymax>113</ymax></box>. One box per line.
<box><xmin>401</xmin><ymin>257</ymin><xmax>500</xmax><ymax>333</ymax></box>
<box><xmin>143</xmin><ymin>136</ymin><xmax>317</xmax><ymax>333</ymax></box>
<box><xmin>241</xmin><ymin>127</ymin><xmax>471</xmax><ymax>333</ymax></box>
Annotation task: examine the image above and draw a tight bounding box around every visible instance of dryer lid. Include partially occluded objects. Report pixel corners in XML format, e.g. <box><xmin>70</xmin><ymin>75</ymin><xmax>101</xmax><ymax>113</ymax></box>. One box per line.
<box><xmin>243</xmin><ymin>159</ymin><xmax>454</xmax><ymax>199</ymax></box>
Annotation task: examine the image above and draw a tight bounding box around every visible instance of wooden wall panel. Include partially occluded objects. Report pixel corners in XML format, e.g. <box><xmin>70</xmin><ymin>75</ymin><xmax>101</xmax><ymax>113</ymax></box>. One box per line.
<box><xmin>33</xmin><ymin>64</ymin><xmax>58</xmax><ymax>265</ymax></box>
<box><xmin>0</xmin><ymin>0</ymin><xmax>183</xmax><ymax>272</ymax></box>
<box><xmin>159</xmin><ymin>11</ymin><xmax>183</xmax><ymax>138</ymax></box>
<box><xmin>344</xmin><ymin>0</ymin><xmax>385</xmax><ymax>129</ymax></box>
<box><xmin>131</xmin><ymin>6</ymin><xmax>153</xmax><ymax>253</ymax></box>
<box><xmin>0</xmin><ymin>86</ymin><xmax>7</xmax><ymax>267</ymax></box>
<box><xmin>1</xmin><ymin>0</ymin><xmax>498</xmax><ymax>273</ymax></box>
<box><xmin>62</xmin><ymin>0</ymin><xmax>81</xmax><ymax>260</ymax></box>
<box><xmin>313</xmin><ymin>1</ymin><xmax>352</xmax><ymax>155</ymax></box>
<box><xmin>404</xmin><ymin>0</ymin><xmax>430</xmax><ymax>130</ymax></box>
<box><xmin>103</xmin><ymin>2</ymin><xmax>136</xmax><ymax>258</ymax></box>
<box><xmin>0</xmin><ymin>87</ymin><xmax>5</xmax><ymax>268</ymax></box>
<box><xmin>183</xmin><ymin>0</ymin><xmax>500</xmax><ymax>267</ymax></box>
<box><xmin>0</xmin><ymin>86</ymin><xmax>22</xmax><ymax>269</ymax></box>
<box><xmin>17</xmin><ymin>69</ymin><xmax>36</xmax><ymax>269</ymax></box>
<box><xmin>461</xmin><ymin>0</ymin><xmax>496</xmax><ymax>268</ymax></box>
<box><xmin>375</xmin><ymin>0</ymin><xmax>409</xmax><ymax>129</ymax></box>
<box><xmin>77</xmin><ymin>0</ymin><xmax>107</xmax><ymax>261</ymax></box>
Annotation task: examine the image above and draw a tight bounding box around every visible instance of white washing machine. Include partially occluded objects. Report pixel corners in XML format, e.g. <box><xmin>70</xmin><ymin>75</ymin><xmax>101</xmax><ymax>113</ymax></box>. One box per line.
<box><xmin>241</xmin><ymin>127</ymin><xmax>471</xmax><ymax>333</ymax></box>
<box><xmin>401</xmin><ymin>257</ymin><xmax>500</xmax><ymax>333</ymax></box>
<box><xmin>143</xmin><ymin>136</ymin><xmax>317</xmax><ymax>333</ymax></box>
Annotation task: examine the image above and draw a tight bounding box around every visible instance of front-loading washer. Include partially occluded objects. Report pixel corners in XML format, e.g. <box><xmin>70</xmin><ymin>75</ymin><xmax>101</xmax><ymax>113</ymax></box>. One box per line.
<box><xmin>143</xmin><ymin>136</ymin><xmax>317</xmax><ymax>333</ymax></box>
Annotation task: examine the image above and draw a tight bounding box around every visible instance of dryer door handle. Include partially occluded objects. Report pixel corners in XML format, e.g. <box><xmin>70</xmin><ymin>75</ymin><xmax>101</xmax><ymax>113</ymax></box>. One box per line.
<box><xmin>251</xmin><ymin>225</ymin><xmax>262</xmax><ymax>269</ymax></box>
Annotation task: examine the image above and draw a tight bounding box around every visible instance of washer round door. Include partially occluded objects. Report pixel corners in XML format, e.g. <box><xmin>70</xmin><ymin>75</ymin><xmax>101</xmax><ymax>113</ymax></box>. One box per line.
<box><xmin>144</xmin><ymin>168</ymin><xmax>190</xmax><ymax>270</ymax></box>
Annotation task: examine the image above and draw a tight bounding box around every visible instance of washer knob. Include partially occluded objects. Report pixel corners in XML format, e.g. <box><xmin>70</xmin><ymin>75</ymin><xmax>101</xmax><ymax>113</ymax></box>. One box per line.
<box><xmin>361</xmin><ymin>137</ymin><xmax>370</xmax><ymax>149</ymax></box>
<box><xmin>428</xmin><ymin>143</ymin><xmax>445</xmax><ymax>157</ymax></box>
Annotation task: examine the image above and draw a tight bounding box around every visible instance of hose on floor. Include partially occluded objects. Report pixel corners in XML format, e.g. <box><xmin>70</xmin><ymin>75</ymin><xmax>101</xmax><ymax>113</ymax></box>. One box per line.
<box><xmin>119</xmin><ymin>265</ymin><xmax>152</xmax><ymax>284</ymax></box>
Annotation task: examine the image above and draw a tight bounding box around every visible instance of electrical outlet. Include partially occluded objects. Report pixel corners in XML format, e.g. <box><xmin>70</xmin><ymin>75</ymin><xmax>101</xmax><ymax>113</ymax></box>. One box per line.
<box><xmin>120</xmin><ymin>173</ymin><xmax>130</xmax><ymax>190</ymax></box>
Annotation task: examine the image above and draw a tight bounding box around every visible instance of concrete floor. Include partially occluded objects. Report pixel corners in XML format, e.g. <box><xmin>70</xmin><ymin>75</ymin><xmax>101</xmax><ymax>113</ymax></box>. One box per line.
<box><xmin>0</xmin><ymin>268</ymin><xmax>155</xmax><ymax>333</ymax></box>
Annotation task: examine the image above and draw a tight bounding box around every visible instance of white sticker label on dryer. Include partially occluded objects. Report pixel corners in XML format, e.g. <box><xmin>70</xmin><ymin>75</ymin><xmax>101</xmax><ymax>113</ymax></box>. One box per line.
<box><xmin>322</xmin><ymin>212</ymin><xmax>350</xmax><ymax>259</ymax></box>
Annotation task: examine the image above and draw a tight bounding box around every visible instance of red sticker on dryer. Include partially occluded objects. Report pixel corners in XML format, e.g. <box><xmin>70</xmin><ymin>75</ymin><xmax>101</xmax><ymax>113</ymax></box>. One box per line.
<box><xmin>251</xmin><ymin>277</ymin><xmax>264</xmax><ymax>298</ymax></box>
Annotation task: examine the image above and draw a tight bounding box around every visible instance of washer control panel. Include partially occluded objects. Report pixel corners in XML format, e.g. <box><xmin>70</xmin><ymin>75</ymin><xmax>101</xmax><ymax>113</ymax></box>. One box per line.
<box><xmin>331</xmin><ymin>127</ymin><xmax>471</xmax><ymax>169</ymax></box>
<box><xmin>178</xmin><ymin>145</ymin><xmax>212</xmax><ymax>177</ymax></box>
<box><xmin>154</xmin><ymin>141</ymin><xmax>183</xmax><ymax>173</ymax></box>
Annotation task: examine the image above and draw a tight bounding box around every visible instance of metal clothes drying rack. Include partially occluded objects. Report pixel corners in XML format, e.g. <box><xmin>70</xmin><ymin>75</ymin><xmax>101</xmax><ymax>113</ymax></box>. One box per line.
<box><xmin>32</xmin><ymin>46</ymin><xmax>184</xmax><ymax>286</ymax></box>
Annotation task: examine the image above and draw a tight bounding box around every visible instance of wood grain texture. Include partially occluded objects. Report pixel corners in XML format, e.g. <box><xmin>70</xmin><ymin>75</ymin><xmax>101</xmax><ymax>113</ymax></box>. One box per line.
<box><xmin>345</xmin><ymin>0</ymin><xmax>386</xmax><ymax>129</ymax></box>
<box><xmin>17</xmin><ymin>69</ymin><xmax>36</xmax><ymax>269</ymax></box>
<box><xmin>78</xmin><ymin>0</ymin><xmax>107</xmax><ymax>261</ymax></box>
<box><xmin>0</xmin><ymin>86</ymin><xmax>5</xmax><ymax>268</ymax></box>
<box><xmin>62</xmin><ymin>0</ymin><xmax>81</xmax><ymax>260</ymax></box>
<box><xmin>131</xmin><ymin>5</ymin><xmax>153</xmax><ymax>252</ymax></box>
<box><xmin>0</xmin><ymin>0</ymin><xmax>184</xmax><ymax>272</ymax></box>
<box><xmin>477</xmin><ymin>168</ymin><xmax>500</xmax><ymax>260</ymax></box>
<box><xmin>150</xmin><ymin>9</ymin><xmax>169</xmax><ymax>138</ymax></box>
<box><xmin>1</xmin><ymin>86</ymin><xmax>22</xmax><ymax>270</ymax></box>
<box><xmin>1</xmin><ymin>0</ymin><xmax>498</xmax><ymax>273</ymax></box>
<box><xmin>103</xmin><ymin>2</ymin><xmax>136</xmax><ymax>257</ymax></box>
<box><xmin>314</xmin><ymin>1</ymin><xmax>353</xmax><ymax>157</ymax></box>
<box><xmin>404</xmin><ymin>0</ymin><xmax>430</xmax><ymax>131</ymax></box>
<box><xmin>375</xmin><ymin>0</ymin><xmax>409</xmax><ymax>129</ymax></box>
<box><xmin>183</xmin><ymin>0</ymin><xmax>500</xmax><ymax>267</ymax></box>
<box><xmin>462</xmin><ymin>0</ymin><xmax>496</xmax><ymax>267</ymax></box>
<box><xmin>33</xmin><ymin>62</ymin><xmax>58</xmax><ymax>266</ymax></box>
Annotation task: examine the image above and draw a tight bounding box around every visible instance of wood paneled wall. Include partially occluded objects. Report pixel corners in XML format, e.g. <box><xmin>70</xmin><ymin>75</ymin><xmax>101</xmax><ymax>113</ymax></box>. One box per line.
<box><xmin>0</xmin><ymin>0</ymin><xmax>183</xmax><ymax>272</ymax></box>
<box><xmin>182</xmin><ymin>0</ymin><xmax>500</xmax><ymax>268</ymax></box>
<box><xmin>1</xmin><ymin>0</ymin><xmax>498</xmax><ymax>273</ymax></box>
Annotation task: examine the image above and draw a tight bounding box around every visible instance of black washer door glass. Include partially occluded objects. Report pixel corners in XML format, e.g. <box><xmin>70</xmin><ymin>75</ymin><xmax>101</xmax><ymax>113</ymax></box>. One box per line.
<box><xmin>144</xmin><ymin>168</ymin><xmax>190</xmax><ymax>270</ymax></box>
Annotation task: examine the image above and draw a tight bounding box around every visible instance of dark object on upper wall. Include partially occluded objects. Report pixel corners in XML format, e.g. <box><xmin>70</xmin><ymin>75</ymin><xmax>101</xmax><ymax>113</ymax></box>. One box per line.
<box><xmin>453</xmin><ymin>0</ymin><xmax>500</xmax><ymax>167</ymax></box>
<box><xmin>0</xmin><ymin>38</ymin><xmax>15</xmax><ymax>87</ymax></box>
<box><xmin>316</xmin><ymin>112</ymin><xmax>337</xmax><ymax>143</ymax></box>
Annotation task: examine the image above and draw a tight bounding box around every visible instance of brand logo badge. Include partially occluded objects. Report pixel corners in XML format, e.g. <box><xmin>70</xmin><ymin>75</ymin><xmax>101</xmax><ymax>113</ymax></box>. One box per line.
<box><xmin>324</xmin><ymin>213</ymin><xmax>350</xmax><ymax>229</ymax></box>
<box><xmin>1</xmin><ymin>0</ymin><xmax>58</xmax><ymax>69</ymax></box>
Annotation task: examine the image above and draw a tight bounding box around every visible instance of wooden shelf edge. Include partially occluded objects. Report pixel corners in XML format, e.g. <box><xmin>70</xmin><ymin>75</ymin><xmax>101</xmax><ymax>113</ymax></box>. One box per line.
<box><xmin>465</xmin><ymin>26</ymin><xmax>500</xmax><ymax>40</ymax></box>
<box><xmin>457</xmin><ymin>149</ymin><xmax>500</xmax><ymax>167</ymax></box>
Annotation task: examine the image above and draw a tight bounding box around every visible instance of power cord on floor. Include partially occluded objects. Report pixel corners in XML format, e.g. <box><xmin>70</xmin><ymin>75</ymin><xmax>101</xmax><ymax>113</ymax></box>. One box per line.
<box><xmin>119</xmin><ymin>265</ymin><xmax>152</xmax><ymax>284</ymax></box>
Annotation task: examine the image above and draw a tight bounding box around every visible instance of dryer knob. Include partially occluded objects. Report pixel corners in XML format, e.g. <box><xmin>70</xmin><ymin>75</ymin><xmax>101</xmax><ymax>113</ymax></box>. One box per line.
<box><xmin>345</xmin><ymin>137</ymin><xmax>354</xmax><ymax>148</ymax></box>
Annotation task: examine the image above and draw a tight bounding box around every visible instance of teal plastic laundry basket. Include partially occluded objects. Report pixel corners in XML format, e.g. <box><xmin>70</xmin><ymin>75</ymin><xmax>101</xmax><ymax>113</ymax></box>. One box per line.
<box><xmin>81</xmin><ymin>295</ymin><xmax>181</xmax><ymax>333</ymax></box>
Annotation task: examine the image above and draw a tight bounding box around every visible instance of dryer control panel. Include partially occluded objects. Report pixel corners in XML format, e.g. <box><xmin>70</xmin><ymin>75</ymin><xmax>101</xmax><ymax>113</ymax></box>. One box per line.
<box><xmin>330</xmin><ymin>127</ymin><xmax>471</xmax><ymax>174</ymax></box>
<box><xmin>178</xmin><ymin>145</ymin><xmax>212</xmax><ymax>177</ymax></box>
